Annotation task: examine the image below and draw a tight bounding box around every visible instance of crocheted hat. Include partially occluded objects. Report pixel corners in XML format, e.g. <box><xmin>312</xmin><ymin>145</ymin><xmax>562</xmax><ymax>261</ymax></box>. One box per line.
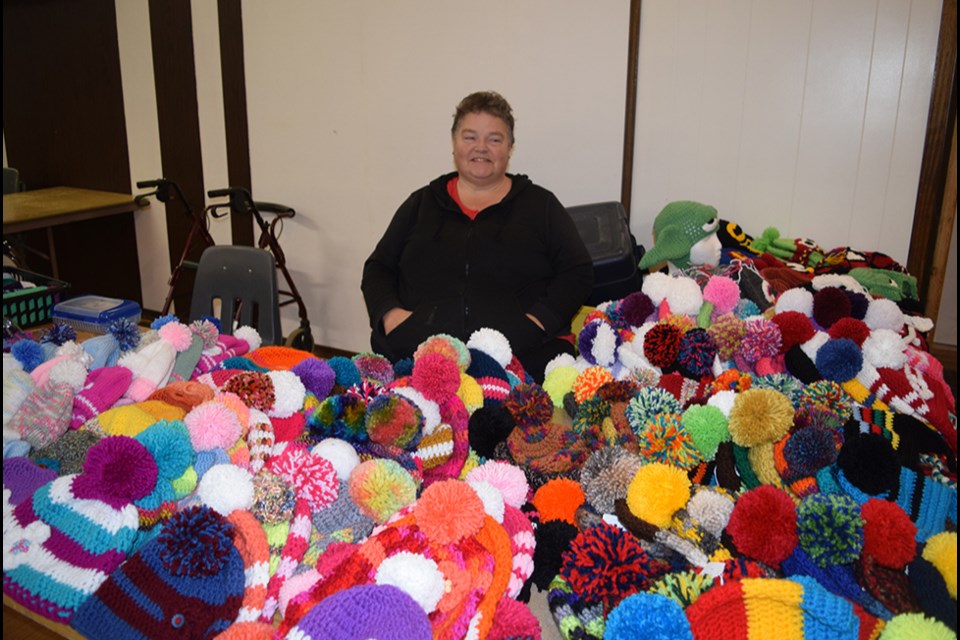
<box><xmin>2</xmin><ymin>455</ymin><xmax>57</xmax><ymax>505</ymax></box>
<box><xmin>148</xmin><ymin>380</ymin><xmax>216</xmax><ymax>412</ymax></box>
<box><xmin>70</xmin><ymin>365</ymin><xmax>133</xmax><ymax>429</ymax></box>
<box><xmin>638</xmin><ymin>200</ymin><xmax>721</xmax><ymax>271</ymax></box>
<box><xmin>310</xmin><ymin>479</ymin><xmax>375</xmax><ymax>552</ymax></box>
<box><xmin>285</xmin><ymin>584</ymin><xmax>431</xmax><ymax>640</ymax></box>
<box><xmin>29</xmin><ymin>429</ymin><xmax>102</xmax><ymax>476</ymax></box>
<box><xmin>4</xmin><ymin>436</ymin><xmax>157</xmax><ymax>623</ymax></box>
<box><xmin>70</xmin><ymin>505</ymin><xmax>245</xmax><ymax>639</ymax></box>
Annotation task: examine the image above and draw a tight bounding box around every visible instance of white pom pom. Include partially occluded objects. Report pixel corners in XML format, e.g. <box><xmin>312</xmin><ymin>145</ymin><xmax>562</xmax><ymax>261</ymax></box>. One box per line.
<box><xmin>466</xmin><ymin>460</ymin><xmax>529</xmax><ymax>508</ymax></box>
<box><xmin>861</xmin><ymin>329</ymin><xmax>908</xmax><ymax>369</ymax></box>
<box><xmin>266</xmin><ymin>370</ymin><xmax>306</xmax><ymax>418</ymax></box>
<box><xmin>544</xmin><ymin>352</ymin><xmax>576</xmax><ymax>377</ymax></box>
<box><xmin>234</xmin><ymin>325</ymin><xmax>262</xmax><ymax>352</ymax></box>
<box><xmin>707</xmin><ymin>390</ymin><xmax>737</xmax><ymax>417</ymax></box>
<box><xmin>467</xmin><ymin>479</ymin><xmax>505</xmax><ymax>523</ymax></box>
<box><xmin>864</xmin><ymin>298</ymin><xmax>904</xmax><ymax>332</ymax></box>
<box><xmin>375</xmin><ymin>552</ymin><xmax>445</xmax><ymax>614</ymax></box>
<box><xmin>312</xmin><ymin>438</ymin><xmax>361</xmax><ymax>482</ymax></box>
<box><xmin>49</xmin><ymin>359</ymin><xmax>88</xmax><ymax>392</ymax></box>
<box><xmin>665</xmin><ymin>276</ymin><xmax>704</xmax><ymax>317</ymax></box>
<box><xmin>196</xmin><ymin>463</ymin><xmax>254</xmax><ymax>515</ymax></box>
<box><xmin>588</xmin><ymin>321</ymin><xmax>619</xmax><ymax>368</ymax></box>
<box><xmin>641</xmin><ymin>271</ymin><xmax>673</xmax><ymax>304</ymax></box>
<box><xmin>467</xmin><ymin>328</ymin><xmax>512</xmax><ymax>367</ymax></box>
<box><xmin>775</xmin><ymin>288</ymin><xmax>814</xmax><ymax>316</ymax></box>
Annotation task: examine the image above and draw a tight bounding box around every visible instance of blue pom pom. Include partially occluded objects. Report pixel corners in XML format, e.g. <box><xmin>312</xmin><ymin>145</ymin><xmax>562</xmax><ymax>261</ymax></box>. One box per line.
<box><xmin>109</xmin><ymin>318</ymin><xmax>142</xmax><ymax>352</ymax></box>
<box><xmin>40</xmin><ymin>321</ymin><xmax>77</xmax><ymax>345</ymax></box>
<box><xmin>735</xmin><ymin>299</ymin><xmax>761</xmax><ymax>319</ymax></box>
<box><xmin>605</xmin><ymin>592</ymin><xmax>693</xmax><ymax>639</ymax></box>
<box><xmin>150</xmin><ymin>313</ymin><xmax>180</xmax><ymax>330</ymax></box>
<box><xmin>200</xmin><ymin>315</ymin><xmax>222</xmax><ymax>333</ymax></box>
<box><xmin>815</xmin><ymin>338</ymin><xmax>863</xmax><ymax>383</ymax></box>
<box><xmin>327</xmin><ymin>355</ymin><xmax>361</xmax><ymax>389</ymax></box>
<box><xmin>392</xmin><ymin>357</ymin><xmax>414</xmax><ymax>378</ymax></box>
<box><xmin>11</xmin><ymin>339</ymin><xmax>45</xmax><ymax>372</ymax></box>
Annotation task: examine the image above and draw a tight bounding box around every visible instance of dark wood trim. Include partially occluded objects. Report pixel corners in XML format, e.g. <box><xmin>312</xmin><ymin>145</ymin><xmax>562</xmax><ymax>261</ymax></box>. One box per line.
<box><xmin>929</xmin><ymin>342</ymin><xmax>957</xmax><ymax>374</ymax></box>
<box><xmin>148</xmin><ymin>0</ymin><xmax>207</xmax><ymax>315</ymax></box>
<box><xmin>218</xmin><ymin>0</ymin><xmax>254</xmax><ymax>246</ymax></box>
<box><xmin>907</xmin><ymin>0</ymin><xmax>957</xmax><ymax>306</ymax></box>
<box><xmin>620</xmin><ymin>0</ymin><xmax>642</xmax><ymax>223</ymax></box>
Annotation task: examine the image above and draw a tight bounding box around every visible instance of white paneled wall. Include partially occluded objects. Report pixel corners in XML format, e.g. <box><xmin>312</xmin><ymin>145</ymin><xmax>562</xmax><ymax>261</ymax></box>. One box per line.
<box><xmin>630</xmin><ymin>0</ymin><xmax>941</xmax><ymax>267</ymax></box>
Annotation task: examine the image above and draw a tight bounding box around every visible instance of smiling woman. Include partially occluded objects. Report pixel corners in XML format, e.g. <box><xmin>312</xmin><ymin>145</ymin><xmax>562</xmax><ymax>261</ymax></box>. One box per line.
<box><xmin>361</xmin><ymin>91</ymin><xmax>594</xmax><ymax>382</ymax></box>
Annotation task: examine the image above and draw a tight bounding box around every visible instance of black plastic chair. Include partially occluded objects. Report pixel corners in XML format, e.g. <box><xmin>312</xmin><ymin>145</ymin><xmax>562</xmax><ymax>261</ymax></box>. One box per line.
<box><xmin>189</xmin><ymin>245</ymin><xmax>282</xmax><ymax>345</ymax></box>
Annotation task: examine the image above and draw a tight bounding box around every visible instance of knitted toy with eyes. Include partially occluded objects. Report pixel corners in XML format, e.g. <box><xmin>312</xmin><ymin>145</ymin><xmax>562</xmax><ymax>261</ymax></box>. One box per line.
<box><xmin>638</xmin><ymin>201</ymin><xmax>722</xmax><ymax>273</ymax></box>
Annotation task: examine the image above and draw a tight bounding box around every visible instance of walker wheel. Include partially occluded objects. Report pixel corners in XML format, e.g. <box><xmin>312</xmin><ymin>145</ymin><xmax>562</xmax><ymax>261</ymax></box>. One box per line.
<box><xmin>285</xmin><ymin>327</ymin><xmax>315</xmax><ymax>353</ymax></box>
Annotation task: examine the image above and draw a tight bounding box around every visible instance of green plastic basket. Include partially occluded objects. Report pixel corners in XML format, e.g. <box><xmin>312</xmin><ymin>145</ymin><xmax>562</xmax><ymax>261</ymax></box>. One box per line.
<box><xmin>2</xmin><ymin>267</ymin><xmax>71</xmax><ymax>329</ymax></box>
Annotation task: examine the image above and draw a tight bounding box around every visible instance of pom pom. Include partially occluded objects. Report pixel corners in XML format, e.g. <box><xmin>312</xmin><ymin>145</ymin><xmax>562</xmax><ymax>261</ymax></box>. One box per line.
<box><xmin>796</xmin><ymin>493</ymin><xmax>864</xmax><ymax>567</ymax></box>
<box><xmin>625</xmin><ymin>462</ymin><xmax>690</xmax><ymax>528</ymax></box>
<box><xmin>375</xmin><ymin>552</ymin><xmax>445</xmax><ymax>614</ymax></box>
<box><xmin>922</xmin><ymin>532</ymin><xmax>957</xmax><ymax>600</ymax></box>
<box><xmin>465</xmin><ymin>460</ymin><xmax>529</xmax><ymax>508</ymax></box>
<box><xmin>642</xmin><ymin>323</ymin><xmax>683</xmax><ymax>368</ymax></box>
<box><xmin>197</xmin><ymin>463</ymin><xmax>254</xmax><ymax>515</ymax></box>
<box><xmin>737</xmin><ymin>318</ymin><xmax>782</xmax><ymax>363</ymax></box>
<box><xmin>349</xmin><ymin>458</ymin><xmax>417</xmax><ymax>524</ymax></box>
<box><xmin>411</xmin><ymin>352</ymin><xmax>461</xmax><ymax>401</ymax></box>
<box><xmin>11</xmin><ymin>339</ymin><xmax>45</xmax><ymax>372</ymax></box>
<box><xmin>291</xmin><ymin>357</ymin><xmax>336</xmax><ymax>400</ymax></box>
<box><xmin>265</xmin><ymin>370</ymin><xmax>307</xmax><ymax>418</ymax></box>
<box><xmin>634</xmin><ymin>412</ymin><xmax>701</xmax><ymax>469</ymax></box>
<box><xmin>327</xmin><ymin>355</ymin><xmax>361</xmax><ymax>388</ymax></box>
<box><xmin>775</xmin><ymin>288</ymin><xmax>814</xmax><ymax>316</ymax></box>
<box><xmin>223</xmin><ymin>370</ymin><xmax>276</xmax><ymax>412</ymax></box>
<box><xmin>158</xmin><ymin>320</ymin><xmax>193</xmax><ymax>351</ymax></box>
<box><xmin>149</xmin><ymin>313</ymin><xmax>178</xmax><ymax>330</ymax></box>
<box><xmin>619</xmin><ymin>291</ymin><xmax>656</xmax><ymax>327</ymax></box>
<box><xmin>781</xmin><ymin>427</ymin><xmax>838</xmax><ymax>480</ymax></box>
<box><xmin>878</xmin><ymin>613</ymin><xmax>955</xmax><ymax>639</ymax></box>
<box><xmin>580</xmin><ymin>446</ymin><xmax>644</xmax><ymax>514</ymax></box>
<box><xmin>815</xmin><ymin>337</ymin><xmax>862</xmax><ymax>383</ymax></box>
<box><xmin>681</xmin><ymin>405</ymin><xmax>729</xmax><ymax>459</ymax></box>
<box><xmin>467</xmin><ymin>479</ymin><xmax>505</xmax><ymax>522</ymax></box>
<box><xmin>771</xmin><ymin>311</ymin><xmax>816</xmax><ymax>353</ymax></box>
<box><xmin>365</xmin><ymin>392</ymin><xmax>422</xmax><ymax>448</ymax></box>
<box><xmin>572</xmin><ymin>366</ymin><xmax>614</xmax><ymax>404</ymax></box>
<box><xmin>467</xmin><ymin>405</ymin><xmax>515</xmax><ymax>458</ymax></box>
<box><xmin>665</xmin><ymin>277</ymin><xmax>704</xmax><ymax>316</ymax></box>
<box><xmin>503</xmin><ymin>383</ymin><xmax>554</xmax><ymax>429</ymax></box>
<box><xmin>72</xmin><ymin>435</ymin><xmax>159</xmax><ymax>508</ymax></box>
<box><xmin>542</xmin><ymin>364</ymin><xmax>580</xmax><ymax>406</ymax></box>
<box><xmin>812</xmin><ymin>287</ymin><xmax>852</xmax><ymax>328</ymax></box>
<box><xmin>578</xmin><ymin>319</ymin><xmax>622</xmax><ymax>367</ymax></box>
<box><xmin>864</xmin><ymin>298</ymin><xmax>905</xmax><ymax>331</ymax></box>
<box><xmin>414</xmin><ymin>334</ymin><xmax>471</xmax><ymax>371</ymax></box>
<box><xmin>702</xmin><ymin>275</ymin><xmax>741</xmax><ymax>315</ymax></box>
<box><xmin>836</xmin><ymin>432</ymin><xmax>900</xmax><ymax>496</ymax></box>
<box><xmin>488</xmin><ymin>598</ymin><xmax>541</xmax><ymax>640</ymax></box>
<box><xmin>414</xmin><ymin>479</ymin><xmax>485</xmax><ymax>544</ymax></box>
<box><xmin>41</xmin><ymin>321</ymin><xmax>78</xmax><ymax>345</ymax></box>
<box><xmin>467</xmin><ymin>328</ymin><xmax>513</xmax><ymax>368</ymax></box>
<box><xmin>727</xmin><ymin>388</ymin><xmax>794</xmax><ymax>447</ymax></box>
<box><xmin>725</xmin><ymin>485</ymin><xmax>797</xmax><ymax>567</ymax></box>
<box><xmin>191</xmin><ymin>319</ymin><xmax>220</xmax><ymax>349</ymax></box>
<box><xmin>48</xmin><ymin>358</ymin><xmax>88</xmax><ymax>392</ymax></box>
<box><xmin>625</xmin><ymin>387</ymin><xmax>682</xmax><ymax>431</ymax></box>
<box><xmin>185</xmin><ymin>400</ymin><xmax>243</xmax><ymax>451</ymax></box>
<box><xmin>134</xmin><ymin>420</ymin><xmax>194</xmax><ymax>481</ymax></box>
<box><xmin>312</xmin><ymin>437</ymin><xmax>361</xmax><ymax>482</ymax></box>
<box><xmin>157</xmin><ymin>505</ymin><xmax>235</xmax><ymax>576</ymax></box>
<box><xmin>706</xmin><ymin>313</ymin><xmax>746</xmax><ymax>362</ymax></box>
<box><xmin>561</xmin><ymin>522</ymin><xmax>666</xmax><ymax>612</ymax></box>
<box><xmin>861</xmin><ymin>329</ymin><xmax>908</xmax><ymax>369</ymax></box>
<box><xmin>233</xmin><ymin>325</ymin><xmax>262</xmax><ymax>351</ymax></box>
<box><xmin>674</xmin><ymin>328</ymin><xmax>717</xmax><ymax>379</ymax></box>
<box><xmin>605</xmin><ymin>592</ymin><xmax>693</xmax><ymax>640</ymax></box>
<box><xmin>860</xmin><ymin>498</ymin><xmax>917</xmax><ymax>569</ymax></box>
<box><xmin>827</xmin><ymin>317</ymin><xmax>872</xmax><ymax>346</ymax></box>
<box><xmin>531</xmin><ymin>478</ymin><xmax>585</xmax><ymax>525</ymax></box>
<box><xmin>267</xmin><ymin>444</ymin><xmax>339</xmax><ymax>510</ymax></box>
<box><xmin>352</xmin><ymin>351</ymin><xmax>395</xmax><ymax>386</ymax></box>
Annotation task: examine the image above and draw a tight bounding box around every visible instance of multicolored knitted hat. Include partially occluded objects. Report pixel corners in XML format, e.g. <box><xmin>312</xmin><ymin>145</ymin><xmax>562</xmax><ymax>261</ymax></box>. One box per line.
<box><xmin>4</xmin><ymin>436</ymin><xmax>157</xmax><ymax>622</ymax></box>
<box><xmin>3</xmin><ymin>368</ymin><xmax>36</xmax><ymax>432</ymax></box>
<box><xmin>29</xmin><ymin>428</ymin><xmax>102</xmax><ymax>476</ymax></box>
<box><xmin>70</xmin><ymin>505</ymin><xmax>245</xmax><ymax>639</ymax></box>
<box><xmin>10</xmin><ymin>359</ymin><xmax>86</xmax><ymax>449</ymax></box>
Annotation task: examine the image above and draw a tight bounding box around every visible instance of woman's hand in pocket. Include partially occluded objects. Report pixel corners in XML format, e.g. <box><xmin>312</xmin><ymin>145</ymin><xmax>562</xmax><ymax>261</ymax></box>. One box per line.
<box><xmin>383</xmin><ymin>307</ymin><xmax>413</xmax><ymax>335</ymax></box>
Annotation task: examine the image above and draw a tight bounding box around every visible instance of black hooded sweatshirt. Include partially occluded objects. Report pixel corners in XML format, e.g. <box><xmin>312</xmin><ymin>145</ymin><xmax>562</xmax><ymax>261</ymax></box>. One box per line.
<box><xmin>362</xmin><ymin>172</ymin><xmax>593</xmax><ymax>361</ymax></box>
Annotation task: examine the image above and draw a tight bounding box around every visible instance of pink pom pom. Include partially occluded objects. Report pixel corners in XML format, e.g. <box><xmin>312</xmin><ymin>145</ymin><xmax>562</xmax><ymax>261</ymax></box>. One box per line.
<box><xmin>158</xmin><ymin>321</ymin><xmax>194</xmax><ymax>352</ymax></box>
<box><xmin>412</xmin><ymin>352</ymin><xmax>461</xmax><ymax>402</ymax></box>
<box><xmin>466</xmin><ymin>460</ymin><xmax>530</xmax><ymax>508</ymax></box>
<box><xmin>185</xmin><ymin>400</ymin><xmax>243</xmax><ymax>451</ymax></box>
<box><xmin>702</xmin><ymin>276</ymin><xmax>741</xmax><ymax>315</ymax></box>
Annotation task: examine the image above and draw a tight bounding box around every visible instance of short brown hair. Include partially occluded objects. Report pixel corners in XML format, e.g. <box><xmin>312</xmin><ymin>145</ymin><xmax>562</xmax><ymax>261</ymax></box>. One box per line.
<box><xmin>452</xmin><ymin>91</ymin><xmax>515</xmax><ymax>144</ymax></box>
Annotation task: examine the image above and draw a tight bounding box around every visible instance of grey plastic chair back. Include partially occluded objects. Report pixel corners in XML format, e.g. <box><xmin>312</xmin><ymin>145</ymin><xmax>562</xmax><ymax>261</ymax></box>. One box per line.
<box><xmin>189</xmin><ymin>245</ymin><xmax>282</xmax><ymax>345</ymax></box>
<box><xmin>3</xmin><ymin>167</ymin><xmax>23</xmax><ymax>194</ymax></box>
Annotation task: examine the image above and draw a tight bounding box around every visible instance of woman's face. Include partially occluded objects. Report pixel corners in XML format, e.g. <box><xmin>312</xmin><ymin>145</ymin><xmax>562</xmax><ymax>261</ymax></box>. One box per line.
<box><xmin>452</xmin><ymin>111</ymin><xmax>512</xmax><ymax>186</ymax></box>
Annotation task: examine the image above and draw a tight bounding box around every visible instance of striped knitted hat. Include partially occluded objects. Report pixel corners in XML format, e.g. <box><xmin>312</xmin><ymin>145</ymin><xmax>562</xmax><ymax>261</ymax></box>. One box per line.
<box><xmin>4</xmin><ymin>436</ymin><xmax>157</xmax><ymax>623</ymax></box>
<box><xmin>70</xmin><ymin>505</ymin><xmax>245</xmax><ymax>639</ymax></box>
<box><xmin>70</xmin><ymin>365</ymin><xmax>133</xmax><ymax>429</ymax></box>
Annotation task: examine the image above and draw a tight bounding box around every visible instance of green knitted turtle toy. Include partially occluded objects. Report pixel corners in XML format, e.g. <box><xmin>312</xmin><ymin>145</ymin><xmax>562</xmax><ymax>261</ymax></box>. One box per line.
<box><xmin>638</xmin><ymin>201</ymin><xmax>722</xmax><ymax>272</ymax></box>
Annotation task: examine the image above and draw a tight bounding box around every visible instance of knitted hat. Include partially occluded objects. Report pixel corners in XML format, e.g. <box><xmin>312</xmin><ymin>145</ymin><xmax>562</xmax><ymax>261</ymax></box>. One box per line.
<box><xmin>70</xmin><ymin>366</ymin><xmax>133</xmax><ymax>429</ymax></box>
<box><xmin>70</xmin><ymin>505</ymin><xmax>245</xmax><ymax>639</ymax></box>
<box><xmin>81</xmin><ymin>319</ymin><xmax>140</xmax><ymax>370</ymax></box>
<box><xmin>3</xmin><ymin>368</ymin><xmax>35</xmax><ymax>431</ymax></box>
<box><xmin>246</xmin><ymin>345</ymin><xmax>314</xmax><ymax>371</ymax></box>
<box><xmin>4</xmin><ymin>436</ymin><xmax>157</xmax><ymax>623</ymax></box>
<box><xmin>686</xmin><ymin>576</ymin><xmax>883</xmax><ymax>639</ymax></box>
<box><xmin>170</xmin><ymin>333</ymin><xmax>205</xmax><ymax>381</ymax></box>
<box><xmin>120</xmin><ymin>336</ymin><xmax>178</xmax><ymax>402</ymax></box>
<box><xmin>29</xmin><ymin>429</ymin><xmax>102</xmax><ymax>476</ymax></box>
<box><xmin>466</xmin><ymin>347</ymin><xmax>512</xmax><ymax>407</ymax></box>
<box><xmin>2</xmin><ymin>455</ymin><xmax>57</xmax><ymax>505</ymax></box>
<box><xmin>638</xmin><ymin>201</ymin><xmax>721</xmax><ymax>271</ymax></box>
<box><xmin>148</xmin><ymin>380</ymin><xmax>216</xmax><ymax>412</ymax></box>
<box><xmin>310</xmin><ymin>479</ymin><xmax>375</xmax><ymax>552</ymax></box>
<box><xmin>85</xmin><ymin>403</ymin><xmax>158</xmax><ymax>438</ymax></box>
<box><xmin>285</xmin><ymin>584</ymin><xmax>431</xmax><ymax>640</ymax></box>
<box><xmin>10</xmin><ymin>359</ymin><xmax>86</xmax><ymax>449</ymax></box>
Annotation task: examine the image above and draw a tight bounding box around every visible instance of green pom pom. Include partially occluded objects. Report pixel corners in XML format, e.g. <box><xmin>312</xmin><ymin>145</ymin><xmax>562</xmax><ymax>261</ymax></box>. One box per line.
<box><xmin>681</xmin><ymin>405</ymin><xmax>729</xmax><ymax>459</ymax></box>
<box><xmin>797</xmin><ymin>494</ymin><xmax>864</xmax><ymax>567</ymax></box>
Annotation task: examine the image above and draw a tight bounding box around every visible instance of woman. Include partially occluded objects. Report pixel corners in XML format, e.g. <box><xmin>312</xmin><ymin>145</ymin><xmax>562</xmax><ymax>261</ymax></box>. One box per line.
<box><xmin>361</xmin><ymin>91</ymin><xmax>593</xmax><ymax>381</ymax></box>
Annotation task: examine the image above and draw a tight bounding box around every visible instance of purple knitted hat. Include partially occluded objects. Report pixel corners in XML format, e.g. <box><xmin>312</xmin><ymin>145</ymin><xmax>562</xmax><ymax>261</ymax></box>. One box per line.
<box><xmin>287</xmin><ymin>584</ymin><xmax>431</xmax><ymax>640</ymax></box>
<box><xmin>2</xmin><ymin>455</ymin><xmax>57</xmax><ymax>505</ymax></box>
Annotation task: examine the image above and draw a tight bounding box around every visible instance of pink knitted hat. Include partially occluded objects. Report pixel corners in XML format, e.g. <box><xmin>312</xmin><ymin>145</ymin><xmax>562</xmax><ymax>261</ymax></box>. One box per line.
<box><xmin>70</xmin><ymin>366</ymin><xmax>133</xmax><ymax>429</ymax></box>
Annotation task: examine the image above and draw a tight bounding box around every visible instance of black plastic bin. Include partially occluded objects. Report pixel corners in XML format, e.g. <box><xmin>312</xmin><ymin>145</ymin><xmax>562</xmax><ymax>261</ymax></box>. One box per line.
<box><xmin>567</xmin><ymin>201</ymin><xmax>644</xmax><ymax>306</ymax></box>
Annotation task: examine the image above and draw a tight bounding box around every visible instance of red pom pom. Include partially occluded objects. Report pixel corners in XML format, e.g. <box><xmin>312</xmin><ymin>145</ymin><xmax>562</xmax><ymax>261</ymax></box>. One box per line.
<box><xmin>827</xmin><ymin>317</ymin><xmax>872</xmax><ymax>346</ymax></box>
<box><xmin>771</xmin><ymin>311</ymin><xmax>815</xmax><ymax>353</ymax></box>
<box><xmin>860</xmin><ymin>498</ymin><xmax>917</xmax><ymax>569</ymax></box>
<box><xmin>643</xmin><ymin>323</ymin><xmax>683</xmax><ymax>368</ymax></box>
<box><xmin>412</xmin><ymin>352</ymin><xmax>461</xmax><ymax>402</ymax></box>
<box><xmin>812</xmin><ymin>287</ymin><xmax>852</xmax><ymax>329</ymax></box>
<box><xmin>725</xmin><ymin>485</ymin><xmax>798</xmax><ymax>567</ymax></box>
